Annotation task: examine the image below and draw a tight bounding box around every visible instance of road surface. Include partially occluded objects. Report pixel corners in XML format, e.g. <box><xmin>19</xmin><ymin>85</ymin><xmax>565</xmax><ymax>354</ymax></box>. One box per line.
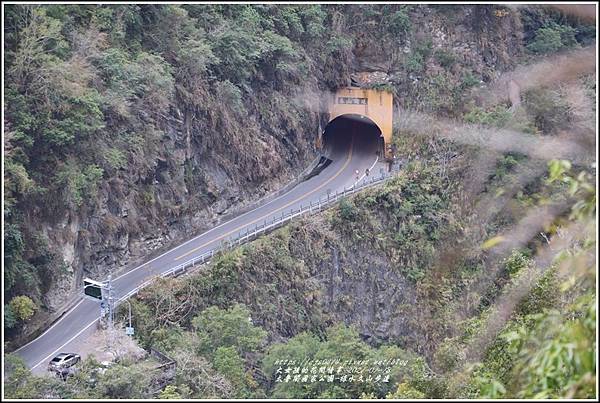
<box><xmin>15</xmin><ymin>123</ymin><xmax>382</xmax><ymax>374</ymax></box>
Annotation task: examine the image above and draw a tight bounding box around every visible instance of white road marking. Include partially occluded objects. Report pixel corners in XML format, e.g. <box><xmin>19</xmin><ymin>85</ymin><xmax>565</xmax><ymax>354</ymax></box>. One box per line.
<box><xmin>13</xmin><ymin>299</ymin><xmax>85</xmax><ymax>354</ymax></box>
<box><xmin>22</xmin><ymin>146</ymin><xmax>360</xmax><ymax>367</ymax></box>
<box><xmin>111</xmin><ymin>156</ymin><xmax>332</xmax><ymax>283</ymax></box>
<box><xmin>354</xmin><ymin>155</ymin><xmax>379</xmax><ymax>186</ymax></box>
<box><xmin>173</xmin><ymin>139</ymin><xmax>355</xmax><ymax>261</ymax></box>
<box><xmin>31</xmin><ymin>319</ymin><xmax>98</xmax><ymax>371</ymax></box>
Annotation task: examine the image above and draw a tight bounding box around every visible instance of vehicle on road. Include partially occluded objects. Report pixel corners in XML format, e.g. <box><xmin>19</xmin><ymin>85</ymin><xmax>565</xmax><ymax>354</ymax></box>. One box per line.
<box><xmin>47</xmin><ymin>353</ymin><xmax>81</xmax><ymax>372</ymax></box>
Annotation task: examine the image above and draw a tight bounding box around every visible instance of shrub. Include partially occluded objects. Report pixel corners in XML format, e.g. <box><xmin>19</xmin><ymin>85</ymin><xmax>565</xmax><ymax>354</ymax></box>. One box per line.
<box><xmin>502</xmin><ymin>250</ymin><xmax>532</xmax><ymax>278</ymax></box>
<box><xmin>461</xmin><ymin>73</ymin><xmax>480</xmax><ymax>89</ymax></box>
<box><xmin>96</xmin><ymin>364</ymin><xmax>151</xmax><ymax>398</ymax></box>
<box><xmin>213</xmin><ymin>346</ymin><xmax>248</xmax><ymax>396</ymax></box>
<box><xmin>9</xmin><ymin>295</ymin><xmax>36</xmax><ymax>321</ymax></box>
<box><xmin>387</xmin><ymin>382</ymin><xmax>426</xmax><ymax>399</ymax></box>
<box><xmin>405</xmin><ymin>39</ymin><xmax>432</xmax><ymax>74</ymax></box>
<box><xmin>104</xmin><ymin>148</ymin><xmax>127</xmax><ymax>170</ymax></box>
<box><xmin>158</xmin><ymin>385</ymin><xmax>182</xmax><ymax>399</ymax></box>
<box><xmin>338</xmin><ymin>197</ymin><xmax>358</xmax><ymax>221</ymax></box>
<box><xmin>56</xmin><ymin>163</ymin><xmax>104</xmax><ymax>208</ymax></box>
<box><xmin>405</xmin><ymin>52</ymin><xmax>424</xmax><ymax>73</ymax></box>
<box><xmin>526</xmin><ymin>23</ymin><xmax>577</xmax><ymax>54</ymax></box>
<box><xmin>215</xmin><ymin>80</ymin><xmax>246</xmax><ymax>117</ymax></box>
<box><xmin>434</xmin><ymin>49</ymin><xmax>457</xmax><ymax>68</ymax></box>
<box><xmin>463</xmin><ymin>105</ymin><xmax>512</xmax><ymax>128</ymax></box>
<box><xmin>387</xmin><ymin>9</ymin><xmax>411</xmax><ymax>36</ymax></box>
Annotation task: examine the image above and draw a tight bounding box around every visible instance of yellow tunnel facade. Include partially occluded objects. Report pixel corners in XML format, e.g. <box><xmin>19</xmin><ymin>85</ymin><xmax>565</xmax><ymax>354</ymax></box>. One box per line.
<box><xmin>325</xmin><ymin>87</ymin><xmax>394</xmax><ymax>159</ymax></box>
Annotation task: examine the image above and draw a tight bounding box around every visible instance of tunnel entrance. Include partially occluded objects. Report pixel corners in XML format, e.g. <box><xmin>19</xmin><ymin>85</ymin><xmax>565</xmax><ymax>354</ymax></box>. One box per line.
<box><xmin>322</xmin><ymin>86</ymin><xmax>394</xmax><ymax>159</ymax></box>
<box><xmin>322</xmin><ymin>114</ymin><xmax>384</xmax><ymax>160</ymax></box>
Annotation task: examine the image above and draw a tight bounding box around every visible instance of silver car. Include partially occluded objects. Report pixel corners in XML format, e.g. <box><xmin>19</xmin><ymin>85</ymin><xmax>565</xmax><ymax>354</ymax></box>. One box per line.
<box><xmin>48</xmin><ymin>353</ymin><xmax>81</xmax><ymax>372</ymax></box>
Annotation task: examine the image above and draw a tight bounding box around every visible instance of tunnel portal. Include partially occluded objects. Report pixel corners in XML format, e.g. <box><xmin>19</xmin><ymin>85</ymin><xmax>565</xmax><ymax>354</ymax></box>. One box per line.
<box><xmin>319</xmin><ymin>86</ymin><xmax>394</xmax><ymax>160</ymax></box>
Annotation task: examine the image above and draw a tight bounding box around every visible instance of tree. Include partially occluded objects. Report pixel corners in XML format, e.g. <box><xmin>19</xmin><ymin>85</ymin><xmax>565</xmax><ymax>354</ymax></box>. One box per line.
<box><xmin>191</xmin><ymin>304</ymin><xmax>267</xmax><ymax>356</ymax></box>
<box><xmin>4</xmin><ymin>304</ymin><xmax>18</xmax><ymax>329</ymax></box>
<box><xmin>262</xmin><ymin>324</ymin><xmax>417</xmax><ymax>399</ymax></box>
<box><xmin>3</xmin><ymin>354</ymin><xmax>69</xmax><ymax>399</ymax></box>
<box><xmin>6</xmin><ymin>6</ymin><xmax>68</xmax><ymax>92</ymax></box>
<box><xmin>338</xmin><ymin>198</ymin><xmax>358</xmax><ymax>221</ymax></box>
<box><xmin>503</xmin><ymin>299</ymin><xmax>596</xmax><ymax>398</ymax></box>
<box><xmin>9</xmin><ymin>295</ymin><xmax>36</xmax><ymax>321</ymax></box>
<box><xmin>386</xmin><ymin>8</ymin><xmax>411</xmax><ymax>37</ymax></box>
<box><xmin>526</xmin><ymin>23</ymin><xmax>578</xmax><ymax>54</ymax></box>
<box><xmin>4</xmin><ymin>354</ymin><xmax>36</xmax><ymax>398</ymax></box>
<box><xmin>95</xmin><ymin>364</ymin><xmax>150</xmax><ymax>398</ymax></box>
<box><xmin>167</xmin><ymin>332</ymin><xmax>234</xmax><ymax>398</ymax></box>
<box><xmin>213</xmin><ymin>346</ymin><xmax>249</xmax><ymax>397</ymax></box>
<box><xmin>93</xmin><ymin>323</ymin><xmax>145</xmax><ymax>362</ymax></box>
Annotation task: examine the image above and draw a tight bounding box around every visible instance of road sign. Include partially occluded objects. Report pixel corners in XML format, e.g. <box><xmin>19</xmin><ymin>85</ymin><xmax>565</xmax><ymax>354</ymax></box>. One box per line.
<box><xmin>83</xmin><ymin>278</ymin><xmax>104</xmax><ymax>300</ymax></box>
<box><xmin>125</xmin><ymin>327</ymin><xmax>135</xmax><ymax>336</ymax></box>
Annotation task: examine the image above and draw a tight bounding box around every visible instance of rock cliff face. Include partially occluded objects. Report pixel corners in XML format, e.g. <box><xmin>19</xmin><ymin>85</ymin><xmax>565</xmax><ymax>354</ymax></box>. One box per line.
<box><xmin>34</xmin><ymin>94</ymin><xmax>324</xmax><ymax>312</ymax></box>
<box><xmin>351</xmin><ymin>6</ymin><xmax>523</xmax><ymax>86</ymax></box>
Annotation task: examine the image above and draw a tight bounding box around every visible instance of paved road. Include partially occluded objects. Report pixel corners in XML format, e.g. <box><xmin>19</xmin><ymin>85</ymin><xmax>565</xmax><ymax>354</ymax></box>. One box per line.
<box><xmin>15</xmin><ymin>121</ymin><xmax>381</xmax><ymax>374</ymax></box>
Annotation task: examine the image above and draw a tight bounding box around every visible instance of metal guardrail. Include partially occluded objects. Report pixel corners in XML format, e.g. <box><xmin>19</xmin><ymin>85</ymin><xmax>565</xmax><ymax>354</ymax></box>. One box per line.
<box><xmin>117</xmin><ymin>164</ymin><xmax>401</xmax><ymax>304</ymax></box>
<box><xmin>149</xmin><ymin>347</ymin><xmax>176</xmax><ymax>370</ymax></box>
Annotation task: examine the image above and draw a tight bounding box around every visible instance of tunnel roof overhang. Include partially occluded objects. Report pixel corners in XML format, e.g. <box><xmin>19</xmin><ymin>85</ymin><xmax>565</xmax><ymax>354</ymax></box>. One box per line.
<box><xmin>325</xmin><ymin>113</ymin><xmax>383</xmax><ymax>136</ymax></box>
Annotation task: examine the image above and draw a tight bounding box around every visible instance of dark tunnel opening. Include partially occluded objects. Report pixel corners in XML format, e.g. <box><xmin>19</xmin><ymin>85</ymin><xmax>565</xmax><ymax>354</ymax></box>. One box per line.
<box><xmin>322</xmin><ymin>114</ymin><xmax>384</xmax><ymax>160</ymax></box>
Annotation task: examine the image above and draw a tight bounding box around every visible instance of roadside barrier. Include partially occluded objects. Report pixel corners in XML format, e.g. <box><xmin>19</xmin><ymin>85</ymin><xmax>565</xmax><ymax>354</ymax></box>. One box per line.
<box><xmin>118</xmin><ymin>163</ymin><xmax>402</xmax><ymax>303</ymax></box>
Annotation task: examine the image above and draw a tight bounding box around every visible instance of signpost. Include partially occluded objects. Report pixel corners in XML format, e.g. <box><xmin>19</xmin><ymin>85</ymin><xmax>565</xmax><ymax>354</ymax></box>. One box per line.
<box><xmin>83</xmin><ymin>278</ymin><xmax>104</xmax><ymax>300</ymax></box>
<box><xmin>83</xmin><ymin>276</ymin><xmax>113</xmax><ymax>328</ymax></box>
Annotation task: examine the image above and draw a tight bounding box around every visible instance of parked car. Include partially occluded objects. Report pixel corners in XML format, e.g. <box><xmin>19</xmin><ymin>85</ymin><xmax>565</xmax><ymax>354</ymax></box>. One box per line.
<box><xmin>47</xmin><ymin>353</ymin><xmax>81</xmax><ymax>372</ymax></box>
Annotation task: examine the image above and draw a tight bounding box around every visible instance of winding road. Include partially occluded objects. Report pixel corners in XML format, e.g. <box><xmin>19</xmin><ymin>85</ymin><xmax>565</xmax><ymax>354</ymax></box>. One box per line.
<box><xmin>15</xmin><ymin>119</ymin><xmax>383</xmax><ymax>374</ymax></box>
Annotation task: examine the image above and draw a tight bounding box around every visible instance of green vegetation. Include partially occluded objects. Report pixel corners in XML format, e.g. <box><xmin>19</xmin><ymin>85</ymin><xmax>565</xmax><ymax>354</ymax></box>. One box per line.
<box><xmin>526</xmin><ymin>22</ymin><xmax>578</xmax><ymax>54</ymax></box>
<box><xmin>405</xmin><ymin>39</ymin><xmax>432</xmax><ymax>73</ymax></box>
<box><xmin>520</xmin><ymin>6</ymin><xmax>595</xmax><ymax>51</ymax></box>
<box><xmin>434</xmin><ymin>49</ymin><xmax>457</xmax><ymax>68</ymax></box>
<box><xmin>262</xmin><ymin>324</ymin><xmax>427</xmax><ymax>399</ymax></box>
<box><xmin>4</xmin><ymin>353</ymin><xmax>157</xmax><ymax>399</ymax></box>
<box><xmin>8</xmin><ymin>296</ymin><xmax>37</xmax><ymax>321</ymax></box>
<box><xmin>4</xmin><ymin>150</ymin><xmax>596</xmax><ymax>400</ymax></box>
<box><xmin>191</xmin><ymin>303</ymin><xmax>267</xmax><ymax>356</ymax></box>
<box><xmin>3</xmin><ymin>3</ymin><xmax>596</xmax><ymax>400</ymax></box>
<box><xmin>464</xmin><ymin>105</ymin><xmax>513</xmax><ymax>127</ymax></box>
<box><xmin>3</xmin><ymin>3</ymin><xmax>422</xmax><ymax>333</ymax></box>
<box><xmin>158</xmin><ymin>385</ymin><xmax>183</xmax><ymax>399</ymax></box>
<box><xmin>387</xmin><ymin>8</ymin><xmax>412</xmax><ymax>37</ymax></box>
<box><xmin>4</xmin><ymin>304</ymin><xmax>18</xmax><ymax>329</ymax></box>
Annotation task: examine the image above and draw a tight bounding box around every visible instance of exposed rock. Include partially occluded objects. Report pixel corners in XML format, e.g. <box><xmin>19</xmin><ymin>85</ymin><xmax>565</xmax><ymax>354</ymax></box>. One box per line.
<box><xmin>351</xmin><ymin>71</ymin><xmax>391</xmax><ymax>87</ymax></box>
